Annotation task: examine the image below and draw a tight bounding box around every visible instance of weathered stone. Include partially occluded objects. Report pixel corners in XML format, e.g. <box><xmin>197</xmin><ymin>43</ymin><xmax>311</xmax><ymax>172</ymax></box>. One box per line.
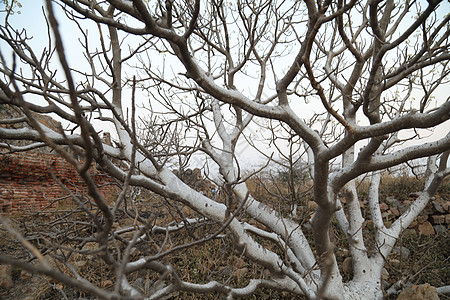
<box><xmin>423</xmin><ymin>208</ymin><xmax>434</xmax><ymax>215</ymax></box>
<box><xmin>393</xmin><ymin>246</ymin><xmax>410</xmax><ymax>260</ymax></box>
<box><xmin>386</xmin><ymin>196</ymin><xmax>400</xmax><ymax>207</ymax></box>
<box><xmin>0</xmin><ymin>265</ymin><xmax>13</xmax><ymax>289</ymax></box>
<box><xmin>302</xmin><ymin>222</ymin><xmax>312</xmax><ymax>231</ymax></box>
<box><xmin>443</xmin><ymin>201</ymin><xmax>450</xmax><ymax>212</ymax></box>
<box><xmin>431</xmin><ymin>200</ymin><xmax>446</xmax><ymax>213</ymax></box>
<box><xmin>379</xmin><ymin>202</ymin><xmax>389</xmax><ymax>212</ymax></box>
<box><xmin>429</xmin><ymin>214</ymin><xmax>445</xmax><ymax>224</ymax></box>
<box><xmin>416</xmin><ymin>215</ymin><xmax>428</xmax><ymax>224</ymax></box>
<box><xmin>433</xmin><ymin>224</ymin><xmax>447</xmax><ymax>235</ymax></box>
<box><xmin>391</xmin><ymin>207</ymin><xmax>400</xmax><ymax>216</ymax></box>
<box><xmin>418</xmin><ymin>222</ymin><xmax>435</xmax><ymax>236</ymax></box>
<box><xmin>408</xmin><ymin>220</ymin><xmax>418</xmax><ymax>228</ymax></box>
<box><xmin>397</xmin><ymin>283</ymin><xmax>439</xmax><ymax>300</ymax></box>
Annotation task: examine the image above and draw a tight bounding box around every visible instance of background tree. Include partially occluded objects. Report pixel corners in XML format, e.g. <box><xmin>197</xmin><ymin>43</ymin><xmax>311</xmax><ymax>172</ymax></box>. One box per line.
<box><xmin>0</xmin><ymin>0</ymin><xmax>449</xmax><ymax>299</ymax></box>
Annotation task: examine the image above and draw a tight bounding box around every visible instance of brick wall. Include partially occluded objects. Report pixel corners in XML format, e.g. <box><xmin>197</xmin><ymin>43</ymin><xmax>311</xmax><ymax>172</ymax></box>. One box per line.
<box><xmin>0</xmin><ymin>152</ymin><xmax>117</xmax><ymax>214</ymax></box>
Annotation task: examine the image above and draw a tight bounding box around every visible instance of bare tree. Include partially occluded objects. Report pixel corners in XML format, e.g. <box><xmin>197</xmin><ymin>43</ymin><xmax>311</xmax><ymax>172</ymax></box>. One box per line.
<box><xmin>0</xmin><ymin>0</ymin><xmax>449</xmax><ymax>299</ymax></box>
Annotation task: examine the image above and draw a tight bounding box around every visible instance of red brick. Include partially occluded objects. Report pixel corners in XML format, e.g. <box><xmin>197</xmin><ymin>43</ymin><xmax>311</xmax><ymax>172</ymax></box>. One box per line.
<box><xmin>0</xmin><ymin>152</ymin><xmax>117</xmax><ymax>213</ymax></box>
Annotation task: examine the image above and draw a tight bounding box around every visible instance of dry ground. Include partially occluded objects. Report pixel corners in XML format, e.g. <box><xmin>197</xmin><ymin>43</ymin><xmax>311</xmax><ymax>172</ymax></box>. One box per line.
<box><xmin>0</xmin><ymin>175</ymin><xmax>448</xmax><ymax>299</ymax></box>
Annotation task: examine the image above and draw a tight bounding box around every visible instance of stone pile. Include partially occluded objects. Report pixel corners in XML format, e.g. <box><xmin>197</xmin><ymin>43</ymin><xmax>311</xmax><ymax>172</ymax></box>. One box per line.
<box><xmin>379</xmin><ymin>193</ymin><xmax>450</xmax><ymax>236</ymax></box>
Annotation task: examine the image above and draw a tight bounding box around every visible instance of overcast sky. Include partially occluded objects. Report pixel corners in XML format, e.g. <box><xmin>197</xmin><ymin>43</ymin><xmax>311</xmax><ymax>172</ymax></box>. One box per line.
<box><xmin>1</xmin><ymin>1</ymin><xmax>449</xmax><ymax>172</ymax></box>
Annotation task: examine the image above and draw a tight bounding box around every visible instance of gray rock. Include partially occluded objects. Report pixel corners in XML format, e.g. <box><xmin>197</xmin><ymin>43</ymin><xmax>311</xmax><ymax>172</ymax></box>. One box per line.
<box><xmin>393</xmin><ymin>246</ymin><xmax>410</xmax><ymax>260</ymax></box>
<box><xmin>432</xmin><ymin>201</ymin><xmax>446</xmax><ymax>214</ymax></box>
<box><xmin>433</xmin><ymin>224</ymin><xmax>447</xmax><ymax>235</ymax></box>
<box><xmin>133</xmin><ymin>277</ymin><xmax>145</xmax><ymax>289</ymax></box>
<box><xmin>386</xmin><ymin>196</ymin><xmax>400</xmax><ymax>207</ymax></box>
<box><xmin>302</xmin><ymin>222</ymin><xmax>312</xmax><ymax>231</ymax></box>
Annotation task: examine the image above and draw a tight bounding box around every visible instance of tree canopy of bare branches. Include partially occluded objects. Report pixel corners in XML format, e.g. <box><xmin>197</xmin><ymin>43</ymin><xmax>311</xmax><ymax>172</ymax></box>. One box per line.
<box><xmin>0</xmin><ymin>0</ymin><xmax>449</xmax><ymax>299</ymax></box>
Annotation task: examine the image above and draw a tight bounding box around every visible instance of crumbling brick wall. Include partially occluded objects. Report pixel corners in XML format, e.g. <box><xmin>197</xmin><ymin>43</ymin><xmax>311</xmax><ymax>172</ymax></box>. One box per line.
<box><xmin>0</xmin><ymin>152</ymin><xmax>117</xmax><ymax>214</ymax></box>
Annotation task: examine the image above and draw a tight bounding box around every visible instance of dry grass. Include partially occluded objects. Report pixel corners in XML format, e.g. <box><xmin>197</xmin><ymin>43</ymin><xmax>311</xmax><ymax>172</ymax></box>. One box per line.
<box><xmin>1</xmin><ymin>175</ymin><xmax>448</xmax><ymax>299</ymax></box>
